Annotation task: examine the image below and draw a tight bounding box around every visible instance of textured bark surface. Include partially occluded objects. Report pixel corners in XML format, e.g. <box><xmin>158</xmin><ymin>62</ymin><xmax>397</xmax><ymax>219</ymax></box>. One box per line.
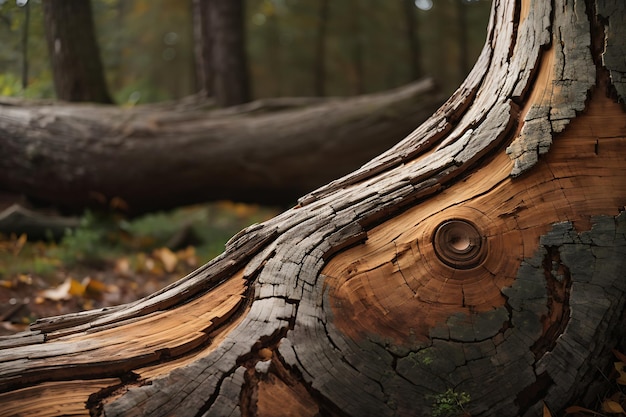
<box><xmin>192</xmin><ymin>0</ymin><xmax>213</xmax><ymax>96</ymax></box>
<box><xmin>42</xmin><ymin>0</ymin><xmax>113</xmax><ymax>104</ymax></box>
<box><xmin>0</xmin><ymin>80</ymin><xmax>441</xmax><ymax>214</ymax></box>
<box><xmin>208</xmin><ymin>0</ymin><xmax>250</xmax><ymax>107</ymax></box>
<box><xmin>0</xmin><ymin>1</ymin><xmax>625</xmax><ymax>416</ymax></box>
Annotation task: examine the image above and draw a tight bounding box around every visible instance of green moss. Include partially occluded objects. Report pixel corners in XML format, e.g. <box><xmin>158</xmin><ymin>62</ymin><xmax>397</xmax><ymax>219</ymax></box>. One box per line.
<box><xmin>431</xmin><ymin>388</ymin><xmax>471</xmax><ymax>417</ymax></box>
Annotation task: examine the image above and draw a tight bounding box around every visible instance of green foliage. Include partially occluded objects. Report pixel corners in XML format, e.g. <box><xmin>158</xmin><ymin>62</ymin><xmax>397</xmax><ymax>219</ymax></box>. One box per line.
<box><xmin>0</xmin><ymin>0</ymin><xmax>54</xmax><ymax>98</ymax></box>
<box><xmin>0</xmin><ymin>243</ymin><xmax>58</xmax><ymax>278</ymax></box>
<box><xmin>0</xmin><ymin>72</ymin><xmax>53</xmax><ymax>98</ymax></box>
<box><xmin>431</xmin><ymin>388</ymin><xmax>471</xmax><ymax>417</ymax></box>
<box><xmin>0</xmin><ymin>73</ymin><xmax>21</xmax><ymax>96</ymax></box>
<box><xmin>51</xmin><ymin>212</ymin><xmax>119</xmax><ymax>267</ymax></box>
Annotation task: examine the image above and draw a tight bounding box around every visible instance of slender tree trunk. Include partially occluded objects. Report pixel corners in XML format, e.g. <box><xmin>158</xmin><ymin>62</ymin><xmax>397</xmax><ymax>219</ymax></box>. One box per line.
<box><xmin>42</xmin><ymin>0</ymin><xmax>113</xmax><ymax>104</ymax></box>
<box><xmin>265</xmin><ymin>11</ymin><xmax>282</xmax><ymax>97</ymax></box>
<box><xmin>0</xmin><ymin>1</ymin><xmax>625</xmax><ymax>417</ymax></box>
<box><xmin>208</xmin><ymin>0</ymin><xmax>250</xmax><ymax>107</ymax></box>
<box><xmin>313</xmin><ymin>0</ymin><xmax>329</xmax><ymax>97</ymax></box>
<box><xmin>20</xmin><ymin>0</ymin><xmax>29</xmax><ymax>90</ymax></box>
<box><xmin>192</xmin><ymin>0</ymin><xmax>212</xmax><ymax>96</ymax></box>
<box><xmin>402</xmin><ymin>0</ymin><xmax>422</xmax><ymax>80</ymax></box>
<box><xmin>349</xmin><ymin>0</ymin><xmax>365</xmax><ymax>95</ymax></box>
<box><xmin>456</xmin><ymin>0</ymin><xmax>470</xmax><ymax>77</ymax></box>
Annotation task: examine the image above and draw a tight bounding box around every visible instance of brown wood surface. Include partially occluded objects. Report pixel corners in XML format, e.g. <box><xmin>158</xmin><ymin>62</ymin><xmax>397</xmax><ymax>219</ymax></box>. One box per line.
<box><xmin>0</xmin><ymin>1</ymin><xmax>625</xmax><ymax>416</ymax></box>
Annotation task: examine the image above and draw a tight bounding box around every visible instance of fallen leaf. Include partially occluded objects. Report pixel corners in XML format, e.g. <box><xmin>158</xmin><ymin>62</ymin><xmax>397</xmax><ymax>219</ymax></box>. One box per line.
<box><xmin>83</xmin><ymin>277</ymin><xmax>108</xmax><ymax>299</ymax></box>
<box><xmin>601</xmin><ymin>399</ymin><xmax>626</xmax><ymax>414</ymax></box>
<box><xmin>17</xmin><ymin>274</ymin><xmax>32</xmax><ymax>285</ymax></box>
<box><xmin>614</xmin><ymin>350</ymin><xmax>626</xmax><ymax>364</ymax></box>
<box><xmin>614</xmin><ymin>362</ymin><xmax>626</xmax><ymax>385</ymax></box>
<box><xmin>543</xmin><ymin>402</ymin><xmax>552</xmax><ymax>417</ymax></box>
<box><xmin>40</xmin><ymin>278</ymin><xmax>85</xmax><ymax>301</ymax></box>
<box><xmin>67</xmin><ymin>278</ymin><xmax>85</xmax><ymax>297</ymax></box>
<box><xmin>109</xmin><ymin>196</ymin><xmax>129</xmax><ymax>211</ymax></box>
<box><xmin>114</xmin><ymin>258</ymin><xmax>131</xmax><ymax>276</ymax></box>
<box><xmin>564</xmin><ymin>405</ymin><xmax>597</xmax><ymax>414</ymax></box>
<box><xmin>177</xmin><ymin>246</ymin><xmax>197</xmax><ymax>267</ymax></box>
<box><xmin>12</xmin><ymin>233</ymin><xmax>27</xmax><ymax>256</ymax></box>
<box><xmin>154</xmin><ymin>247</ymin><xmax>178</xmax><ymax>273</ymax></box>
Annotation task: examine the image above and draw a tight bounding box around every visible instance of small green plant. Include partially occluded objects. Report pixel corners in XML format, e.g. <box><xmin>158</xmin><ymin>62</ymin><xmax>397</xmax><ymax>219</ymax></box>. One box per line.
<box><xmin>51</xmin><ymin>211</ymin><xmax>118</xmax><ymax>267</ymax></box>
<box><xmin>431</xmin><ymin>388</ymin><xmax>471</xmax><ymax>417</ymax></box>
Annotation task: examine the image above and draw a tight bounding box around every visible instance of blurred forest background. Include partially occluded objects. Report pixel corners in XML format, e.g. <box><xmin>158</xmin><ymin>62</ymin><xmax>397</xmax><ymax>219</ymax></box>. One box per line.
<box><xmin>0</xmin><ymin>0</ymin><xmax>490</xmax><ymax>332</ymax></box>
<box><xmin>0</xmin><ymin>0</ymin><xmax>490</xmax><ymax>102</ymax></box>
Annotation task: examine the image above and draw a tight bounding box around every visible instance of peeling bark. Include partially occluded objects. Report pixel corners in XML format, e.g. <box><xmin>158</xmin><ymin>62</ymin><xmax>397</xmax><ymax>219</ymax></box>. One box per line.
<box><xmin>0</xmin><ymin>1</ymin><xmax>625</xmax><ymax>416</ymax></box>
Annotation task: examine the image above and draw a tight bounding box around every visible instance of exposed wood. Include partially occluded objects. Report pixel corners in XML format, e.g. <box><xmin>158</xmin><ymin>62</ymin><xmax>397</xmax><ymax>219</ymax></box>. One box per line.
<box><xmin>0</xmin><ymin>379</ymin><xmax>120</xmax><ymax>417</ymax></box>
<box><xmin>0</xmin><ymin>1</ymin><xmax>625</xmax><ymax>416</ymax></box>
<box><xmin>0</xmin><ymin>80</ymin><xmax>442</xmax><ymax>214</ymax></box>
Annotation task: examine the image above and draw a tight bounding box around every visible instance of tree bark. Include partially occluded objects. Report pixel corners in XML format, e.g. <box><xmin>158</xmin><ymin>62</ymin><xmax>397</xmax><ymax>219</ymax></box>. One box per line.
<box><xmin>456</xmin><ymin>0</ymin><xmax>470</xmax><ymax>77</ymax></box>
<box><xmin>1</xmin><ymin>1</ymin><xmax>625</xmax><ymax>417</ymax></box>
<box><xmin>313</xmin><ymin>0</ymin><xmax>330</xmax><ymax>97</ymax></box>
<box><xmin>20</xmin><ymin>0</ymin><xmax>29</xmax><ymax>90</ymax></box>
<box><xmin>208</xmin><ymin>0</ymin><xmax>251</xmax><ymax>107</ymax></box>
<box><xmin>0</xmin><ymin>80</ymin><xmax>442</xmax><ymax>215</ymax></box>
<box><xmin>192</xmin><ymin>0</ymin><xmax>213</xmax><ymax>96</ymax></box>
<box><xmin>42</xmin><ymin>0</ymin><xmax>113</xmax><ymax>104</ymax></box>
<box><xmin>402</xmin><ymin>0</ymin><xmax>422</xmax><ymax>80</ymax></box>
<box><xmin>349</xmin><ymin>0</ymin><xmax>365</xmax><ymax>95</ymax></box>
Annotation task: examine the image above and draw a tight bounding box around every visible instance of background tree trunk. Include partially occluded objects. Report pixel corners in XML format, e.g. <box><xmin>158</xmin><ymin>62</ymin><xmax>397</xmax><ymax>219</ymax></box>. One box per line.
<box><xmin>402</xmin><ymin>0</ymin><xmax>422</xmax><ymax>80</ymax></box>
<box><xmin>20</xmin><ymin>0</ymin><xmax>29</xmax><ymax>90</ymax></box>
<box><xmin>456</xmin><ymin>0</ymin><xmax>470</xmax><ymax>77</ymax></box>
<box><xmin>0</xmin><ymin>80</ymin><xmax>442</xmax><ymax>214</ymax></box>
<box><xmin>313</xmin><ymin>0</ymin><xmax>329</xmax><ymax>97</ymax></box>
<box><xmin>0</xmin><ymin>1</ymin><xmax>625</xmax><ymax>417</ymax></box>
<box><xmin>192</xmin><ymin>0</ymin><xmax>213</xmax><ymax>96</ymax></box>
<box><xmin>208</xmin><ymin>0</ymin><xmax>251</xmax><ymax>107</ymax></box>
<box><xmin>349</xmin><ymin>0</ymin><xmax>365</xmax><ymax>95</ymax></box>
<box><xmin>42</xmin><ymin>0</ymin><xmax>113</xmax><ymax>104</ymax></box>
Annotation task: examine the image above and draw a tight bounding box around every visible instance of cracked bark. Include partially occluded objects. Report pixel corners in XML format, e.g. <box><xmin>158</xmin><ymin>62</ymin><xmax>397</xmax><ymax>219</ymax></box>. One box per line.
<box><xmin>0</xmin><ymin>1</ymin><xmax>625</xmax><ymax>416</ymax></box>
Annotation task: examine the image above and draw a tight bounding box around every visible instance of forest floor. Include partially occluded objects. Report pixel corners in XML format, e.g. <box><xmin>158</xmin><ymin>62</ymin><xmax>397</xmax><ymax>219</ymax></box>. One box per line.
<box><xmin>0</xmin><ymin>202</ymin><xmax>280</xmax><ymax>336</ymax></box>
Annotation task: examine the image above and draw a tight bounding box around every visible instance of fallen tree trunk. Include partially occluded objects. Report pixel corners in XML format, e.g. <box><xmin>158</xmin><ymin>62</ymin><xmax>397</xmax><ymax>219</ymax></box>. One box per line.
<box><xmin>0</xmin><ymin>1</ymin><xmax>625</xmax><ymax>416</ymax></box>
<box><xmin>0</xmin><ymin>80</ymin><xmax>442</xmax><ymax>215</ymax></box>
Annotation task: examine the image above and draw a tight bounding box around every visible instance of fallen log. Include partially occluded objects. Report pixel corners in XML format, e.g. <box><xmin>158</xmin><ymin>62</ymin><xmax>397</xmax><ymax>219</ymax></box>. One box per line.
<box><xmin>0</xmin><ymin>80</ymin><xmax>443</xmax><ymax>215</ymax></box>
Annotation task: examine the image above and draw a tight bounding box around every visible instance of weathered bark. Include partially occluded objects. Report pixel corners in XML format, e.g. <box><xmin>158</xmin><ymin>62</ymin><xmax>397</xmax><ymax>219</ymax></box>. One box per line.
<box><xmin>0</xmin><ymin>80</ymin><xmax>442</xmax><ymax>214</ymax></box>
<box><xmin>1</xmin><ymin>1</ymin><xmax>625</xmax><ymax>417</ymax></box>
<box><xmin>42</xmin><ymin>0</ymin><xmax>113</xmax><ymax>104</ymax></box>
